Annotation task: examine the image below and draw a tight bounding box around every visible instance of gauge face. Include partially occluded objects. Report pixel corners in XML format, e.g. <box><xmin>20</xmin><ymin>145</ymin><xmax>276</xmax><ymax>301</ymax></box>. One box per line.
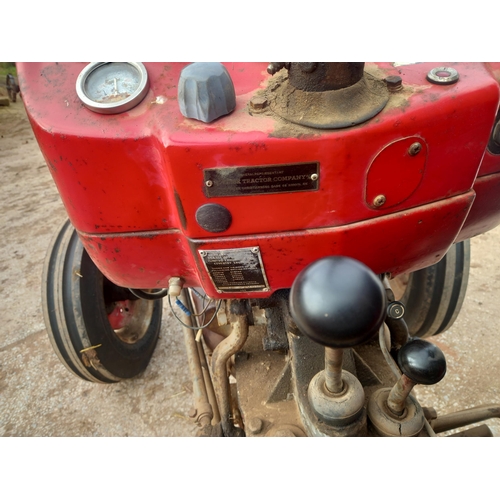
<box><xmin>76</xmin><ymin>62</ymin><xmax>149</xmax><ymax>114</ymax></box>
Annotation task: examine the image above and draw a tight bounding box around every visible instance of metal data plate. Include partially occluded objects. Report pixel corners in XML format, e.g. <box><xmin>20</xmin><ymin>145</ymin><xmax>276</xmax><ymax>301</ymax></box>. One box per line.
<box><xmin>203</xmin><ymin>162</ymin><xmax>319</xmax><ymax>198</ymax></box>
<box><xmin>199</xmin><ymin>247</ymin><xmax>270</xmax><ymax>292</ymax></box>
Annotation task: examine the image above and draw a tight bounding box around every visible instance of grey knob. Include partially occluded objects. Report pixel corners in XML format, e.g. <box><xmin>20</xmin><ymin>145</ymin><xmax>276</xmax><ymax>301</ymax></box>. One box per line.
<box><xmin>178</xmin><ymin>62</ymin><xmax>236</xmax><ymax>123</ymax></box>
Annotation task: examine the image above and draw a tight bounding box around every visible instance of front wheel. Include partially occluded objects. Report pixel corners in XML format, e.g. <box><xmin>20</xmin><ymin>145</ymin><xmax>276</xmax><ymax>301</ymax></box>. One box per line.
<box><xmin>390</xmin><ymin>240</ymin><xmax>471</xmax><ymax>338</ymax></box>
<box><xmin>42</xmin><ymin>219</ymin><xmax>162</xmax><ymax>383</ymax></box>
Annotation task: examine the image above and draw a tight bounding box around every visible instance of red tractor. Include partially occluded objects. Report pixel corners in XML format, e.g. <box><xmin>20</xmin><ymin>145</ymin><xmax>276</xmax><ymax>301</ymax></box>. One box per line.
<box><xmin>18</xmin><ymin>62</ymin><xmax>500</xmax><ymax>436</ymax></box>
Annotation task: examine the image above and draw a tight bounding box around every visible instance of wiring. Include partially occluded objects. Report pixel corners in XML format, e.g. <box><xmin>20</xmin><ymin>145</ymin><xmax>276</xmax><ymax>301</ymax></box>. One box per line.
<box><xmin>168</xmin><ymin>293</ymin><xmax>223</xmax><ymax>330</ymax></box>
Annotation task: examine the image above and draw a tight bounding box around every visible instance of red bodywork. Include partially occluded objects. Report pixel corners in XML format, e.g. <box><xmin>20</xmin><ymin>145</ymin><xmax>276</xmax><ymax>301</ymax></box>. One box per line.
<box><xmin>18</xmin><ymin>62</ymin><xmax>500</xmax><ymax>298</ymax></box>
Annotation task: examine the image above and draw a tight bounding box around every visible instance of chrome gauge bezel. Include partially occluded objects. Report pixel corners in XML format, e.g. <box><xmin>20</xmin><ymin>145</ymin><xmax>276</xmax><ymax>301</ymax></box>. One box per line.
<box><xmin>76</xmin><ymin>62</ymin><xmax>149</xmax><ymax>114</ymax></box>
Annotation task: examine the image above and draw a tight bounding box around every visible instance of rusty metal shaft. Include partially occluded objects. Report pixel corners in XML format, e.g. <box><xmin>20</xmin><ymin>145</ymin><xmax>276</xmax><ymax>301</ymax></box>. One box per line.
<box><xmin>387</xmin><ymin>374</ymin><xmax>416</xmax><ymax>416</ymax></box>
<box><xmin>431</xmin><ymin>404</ymin><xmax>500</xmax><ymax>434</ymax></box>
<box><xmin>180</xmin><ymin>290</ymin><xmax>214</xmax><ymax>428</ymax></box>
<box><xmin>211</xmin><ymin>301</ymin><xmax>248</xmax><ymax>435</ymax></box>
<box><xmin>324</xmin><ymin>347</ymin><xmax>344</xmax><ymax>394</ymax></box>
<box><xmin>288</xmin><ymin>62</ymin><xmax>365</xmax><ymax>92</ymax></box>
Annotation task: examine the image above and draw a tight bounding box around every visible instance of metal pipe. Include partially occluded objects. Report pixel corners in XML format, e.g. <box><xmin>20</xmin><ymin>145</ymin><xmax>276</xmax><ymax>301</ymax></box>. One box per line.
<box><xmin>186</xmin><ymin>289</ymin><xmax>221</xmax><ymax>425</ymax></box>
<box><xmin>196</xmin><ymin>339</ymin><xmax>221</xmax><ymax>424</ymax></box>
<box><xmin>379</xmin><ymin>325</ymin><xmax>435</xmax><ymax>435</ymax></box>
<box><xmin>387</xmin><ymin>374</ymin><xmax>415</xmax><ymax>416</ymax></box>
<box><xmin>179</xmin><ymin>290</ymin><xmax>213</xmax><ymax>428</ymax></box>
<box><xmin>431</xmin><ymin>404</ymin><xmax>500</xmax><ymax>434</ymax></box>
<box><xmin>447</xmin><ymin>424</ymin><xmax>493</xmax><ymax>437</ymax></box>
<box><xmin>324</xmin><ymin>347</ymin><xmax>344</xmax><ymax>394</ymax></box>
<box><xmin>211</xmin><ymin>300</ymin><xmax>248</xmax><ymax>436</ymax></box>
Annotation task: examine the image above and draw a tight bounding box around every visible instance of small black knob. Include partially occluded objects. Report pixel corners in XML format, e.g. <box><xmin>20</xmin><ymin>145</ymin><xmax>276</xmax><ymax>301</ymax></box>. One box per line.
<box><xmin>290</xmin><ymin>256</ymin><xmax>387</xmax><ymax>348</ymax></box>
<box><xmin>398</xmin><ymin>339</ymin><xmax>447</xmax><ymax>385</ymax></box>
<box><xmin>195</xmin><ymin>204</ymin><xmax>232</xmax><ymax>233</ymax></box>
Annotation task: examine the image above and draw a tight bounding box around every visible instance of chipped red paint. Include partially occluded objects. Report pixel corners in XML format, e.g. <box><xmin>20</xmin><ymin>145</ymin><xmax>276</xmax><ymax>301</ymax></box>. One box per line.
<box><xmin>17</xmin><ymin>62</ymin><xmax>500</xmax><ymax>298</ymax></box>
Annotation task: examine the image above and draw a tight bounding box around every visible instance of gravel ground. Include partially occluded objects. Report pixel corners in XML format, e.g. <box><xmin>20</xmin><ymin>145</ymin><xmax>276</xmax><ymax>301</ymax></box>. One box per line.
<box><xmin>1</xmin><ymin>95</ymin><xmax>499</xmax><ymax>438</ymax></box>
<box><xmin>0</xmin><ymin>98</ymin><xmax>197</xmax><ymax>436</ymax></box>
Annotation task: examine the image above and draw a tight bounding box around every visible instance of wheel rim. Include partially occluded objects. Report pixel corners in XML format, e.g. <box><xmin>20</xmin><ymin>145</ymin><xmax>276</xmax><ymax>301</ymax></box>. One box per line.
<box><xmin>103</xmin><ymin>276</ymin><xmax>155</xmax><ymax>345</ymax></box>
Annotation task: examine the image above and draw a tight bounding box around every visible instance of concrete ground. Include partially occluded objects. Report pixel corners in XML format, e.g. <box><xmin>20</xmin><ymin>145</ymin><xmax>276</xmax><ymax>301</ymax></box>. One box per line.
<box><xmin>1</xmin><ymin>96</ymin><xmax>499</xmax><ymax>437</ymax></box>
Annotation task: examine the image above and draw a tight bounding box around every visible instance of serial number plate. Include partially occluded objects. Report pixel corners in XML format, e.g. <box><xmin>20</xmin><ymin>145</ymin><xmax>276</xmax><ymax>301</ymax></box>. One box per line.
<box><xmin>203</xmin><ymin>162</ymin><xmax>319</xmax><ymax>198</ymax></box>
<box><xmin>199</xmin><ymin>247</ymin><xmax>270</xmax><ymax>292</ymax></box>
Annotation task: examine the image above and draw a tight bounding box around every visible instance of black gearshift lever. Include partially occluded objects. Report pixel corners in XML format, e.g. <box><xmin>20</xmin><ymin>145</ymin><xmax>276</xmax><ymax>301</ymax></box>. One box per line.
<box><xmin>368</xmin><ymin>338</ymin><xmax>447</xmax><ymax>436</ymax></box>
<box><xmin>290</xmin><ymin>256</ymin><xmax>386</xmax><ymax>432</ymax></box>
<box><xmin>290</xmin><ymin>256</ymin><xmax>387</xmax><ymax>349</ymax></box>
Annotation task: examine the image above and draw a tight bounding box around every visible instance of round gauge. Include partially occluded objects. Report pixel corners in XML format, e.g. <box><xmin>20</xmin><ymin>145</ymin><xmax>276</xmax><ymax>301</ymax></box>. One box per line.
<box><xmin>76</xmin><ymin>62</ymin><xmax>149</xmax><ymax>114</ymax></box>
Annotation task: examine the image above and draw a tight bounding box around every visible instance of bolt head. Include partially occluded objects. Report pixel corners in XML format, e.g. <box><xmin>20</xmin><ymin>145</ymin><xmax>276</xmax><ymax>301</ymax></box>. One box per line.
<box><xmin>311</xmin><ymin>173</ymin><xmax>318</xmax><ymax>181</ymax></box>
<box><xmin>250</xmin><ymin>96</ymin><xmax>268</xmax><ymax>111</ymax></box>
<box><xmin>188</xmin><ymin>408</ymin><xmax>198</xmax><ymax>419</ymax></box>
<box><xmin>247</xmin><ymin>417</ymin><xmax>263</xmax><ymax>435</ymax></box>
<box><xmin>205</xmin><ymin>180</ymin><xmax>213</xmax><ymax>187</ymax></box>
<box><xmin>373</xmin><ymin>194</ymin><xmax>386</xmax><ymax>207</ymax></box>
<box><xmin>408</xmin><ymin>142</ymin><xmax>422</xmax><ymax>156</ymax></box>
<box><xmin>385</xmin><ymin>75</ymin><xmax>403</xmax><ymax>92</ymax></box>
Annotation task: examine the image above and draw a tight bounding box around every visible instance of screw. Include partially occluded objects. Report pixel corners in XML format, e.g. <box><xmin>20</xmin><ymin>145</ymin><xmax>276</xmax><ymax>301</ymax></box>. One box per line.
<box><xmin>252</xmin><ymin>247</ymin><xmax>259</xmax><ymax>254</ymax></box>
<box><xmin>199</xmin><ymin>250</ymin><xmax>206</xmax><ymax>257</ymax></box>
<box><xmin>249</xmin><ymin>96</ymin><xmax>268</xmax><ymax>111</ymax></box>
<box><xmin>216</xmin><ymin>290</ymin><xmax>223</xmax><ymax>294</ymax></box>
<box><xmin>373</xmin><ymin>195</ymin><xmax>386</xmax><ymax>207</ymax></box>
<box><xmin>385</xmin><ymin>75</ymin><xmax>403</xmax><ymax>92</ymax></box>
<box><xmin>188</xmin><ymin>408</ymin><xmax>197</xmax><ymax>419</ymax></box>
<box><xmin>311</xmin><ymin>173</ymin><xmax>318</xmax><ymax>181</ymax></box>
<box><xmin>205</xmin><ymin>180</ymin><xmax>213</xmax><ymax>188</ymax></box>
<box><xmin>263</xmin><ymin>288</ymin><xmax>269</xmax><ymax>292</ymax></box>
<box><xmin>408</xmin><ymin>142</ymin><xmax>422</xmax><ymax>156</ymax></box>
<box><xmin>247</xmin><ymin>417</ymin><xmax>263</xmax><ymax>435</ymax></box>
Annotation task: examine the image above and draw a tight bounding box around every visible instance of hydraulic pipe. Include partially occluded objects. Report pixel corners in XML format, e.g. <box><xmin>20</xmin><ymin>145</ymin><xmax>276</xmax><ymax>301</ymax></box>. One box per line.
<box><xmin>211</xmin><ymin>300</ymin><xmax>248</xmax><ymax>436</ymax></box>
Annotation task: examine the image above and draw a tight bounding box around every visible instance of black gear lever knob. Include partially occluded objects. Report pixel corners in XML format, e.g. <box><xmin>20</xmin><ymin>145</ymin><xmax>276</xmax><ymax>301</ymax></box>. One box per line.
<box><xmin>386</xmin><ymin>339</ymin><xmax>447</xmax><ymax>416</ymax></box>
<box><xmin>289</xmin><ymin>257</ymin><xmax>386</xmax><ymax>432</ymax></box>
<box><xmin>290</xmin><ymin>256</ymin><xmax>387</xmax><ymax>348</ymax></box>
<box><xmin>398</xmin><ymin>339</ymin><xmax>447</xmax><ymax>385</ymax></box>
<box><xmin>367</xmin><ymin>338</ymin><xmax>447</xmax><ymax>436</ymax></box>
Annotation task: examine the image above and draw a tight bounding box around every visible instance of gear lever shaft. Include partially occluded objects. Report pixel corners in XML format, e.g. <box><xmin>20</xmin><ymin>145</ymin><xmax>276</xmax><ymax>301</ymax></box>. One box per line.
<box><xmin>290</xmin><ymin>256</ymin><xmax>387</xmax><ymax>431</ymax></box>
